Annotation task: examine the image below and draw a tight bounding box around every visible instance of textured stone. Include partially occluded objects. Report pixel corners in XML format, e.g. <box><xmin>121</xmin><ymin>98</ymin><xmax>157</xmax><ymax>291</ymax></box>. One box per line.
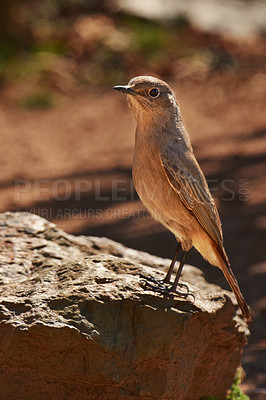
<box><xmin>0</xmin><ymin>212</ymin><xmax>248</xmax><ymax>400</ymax></box>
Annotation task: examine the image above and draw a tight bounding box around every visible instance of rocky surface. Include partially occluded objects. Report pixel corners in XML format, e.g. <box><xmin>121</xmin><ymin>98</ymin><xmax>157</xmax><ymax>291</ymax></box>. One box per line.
<box><xmin>0</xmin><ymin>212</ymin><xmax>248</xmax><ymax>400</ymax></box>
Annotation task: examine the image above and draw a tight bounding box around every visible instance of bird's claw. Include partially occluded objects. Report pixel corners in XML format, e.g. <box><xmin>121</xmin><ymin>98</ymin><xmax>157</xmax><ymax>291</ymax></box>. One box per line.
<box><xmin>139</xmin><ymin>274</ymin><xmax>194</xmax><ymax>301</ymax></box>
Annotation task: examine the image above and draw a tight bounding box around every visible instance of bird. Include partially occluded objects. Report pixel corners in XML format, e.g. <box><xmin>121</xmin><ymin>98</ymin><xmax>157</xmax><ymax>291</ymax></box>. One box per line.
<box><xmin>113</xmin><ymin>75</ymin><xmax>252</xmax><ymax>323</ymax></box>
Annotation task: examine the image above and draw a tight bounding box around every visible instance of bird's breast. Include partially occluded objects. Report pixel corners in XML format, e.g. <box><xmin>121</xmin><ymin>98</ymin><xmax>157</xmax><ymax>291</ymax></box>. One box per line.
<box><xmin>132</xmin><ymin>134</ymin><xmax>184</xmax><ymax>225</ymax></box>
<box><xmin>132</xmin><ymin>137</ymin><xmax>163</xmax><ymax>209</ymax></box>
<box><xmin>132</xmin><ymin>130</ymin><xmax>200</xmax><ymax>247</ymax></box>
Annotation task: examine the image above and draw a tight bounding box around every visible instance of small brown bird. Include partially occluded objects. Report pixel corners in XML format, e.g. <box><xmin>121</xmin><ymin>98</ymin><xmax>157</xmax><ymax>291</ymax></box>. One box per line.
<box><xmin>114</xmin><ymin>76</ymin><xmax>252</xmax><ymax>323</ymax></box>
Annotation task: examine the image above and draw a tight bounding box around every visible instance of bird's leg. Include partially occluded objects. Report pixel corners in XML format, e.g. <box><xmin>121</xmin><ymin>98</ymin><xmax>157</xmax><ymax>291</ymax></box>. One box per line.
<box><xmin>163</xmin><ymin>242</ymin><xmax>182</xmax><ymax>284</ymax></box>
<box><xmin>140</xmin><ymin>246</ymin><xmax>191</xmax><ymax>299</ymax></box>
<box><xmin>170</xmin><ymin>250</ymin><xmax>189</xmax><ymax>292</ymax></box>
<box><xmin>141</xmin><ymin>242</ymin><xmax>181</xmax><ymax>288</ymax></box>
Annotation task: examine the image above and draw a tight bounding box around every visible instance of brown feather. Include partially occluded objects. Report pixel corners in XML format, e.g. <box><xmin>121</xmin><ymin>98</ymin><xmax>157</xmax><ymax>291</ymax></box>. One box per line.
<box><xmin>160</xmin><ymin>152</ymin><xmax>225</xmax><ymax>254</ymax></box>
<box><xmin>214</xmin><ymin>244</ymin><xmax>252</xmax><ymax>322</ymax></box>
<box><xmin>161</xmin><ymin>152</ymin><xmax>252</xmax><ymax>322</ymax></box>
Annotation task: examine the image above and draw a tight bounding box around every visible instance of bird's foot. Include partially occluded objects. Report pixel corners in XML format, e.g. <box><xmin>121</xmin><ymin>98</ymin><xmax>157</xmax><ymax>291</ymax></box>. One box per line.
<box><xmin>139</xmin><ymin>274</ymin><xmax>193</xmax><ymax>300</ymax></box>
<box><xmin>139</xmin><ymin>274</ymin><xmax>170</xmax><ymax>294</ymax></box>
<box><xmin>167</xmin><ymin>281</ymin><xmax>195</xmax><ymax>302</ymax></box>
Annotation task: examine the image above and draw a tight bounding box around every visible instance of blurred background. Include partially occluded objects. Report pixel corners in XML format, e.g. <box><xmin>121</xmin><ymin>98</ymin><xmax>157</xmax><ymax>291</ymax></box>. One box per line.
<box><xmin>0</xmin><ymin>0</ymin><xmax>265</xmax><ymax>397</ymax></box>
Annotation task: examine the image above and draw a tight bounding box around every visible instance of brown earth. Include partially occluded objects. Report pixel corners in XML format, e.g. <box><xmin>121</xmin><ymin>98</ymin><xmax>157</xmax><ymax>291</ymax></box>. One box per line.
<box><xmin>0</xmin><ymin>46</ymin><xmax>266</xmax><ymax>397</ymax></box>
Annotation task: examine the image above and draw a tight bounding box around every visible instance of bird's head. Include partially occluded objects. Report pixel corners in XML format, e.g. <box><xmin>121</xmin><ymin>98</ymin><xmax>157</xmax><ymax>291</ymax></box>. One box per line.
<box><xmin>114</xmin><ymin>76</ymin><xmax>178</xmax><ymax>124</ymax></box>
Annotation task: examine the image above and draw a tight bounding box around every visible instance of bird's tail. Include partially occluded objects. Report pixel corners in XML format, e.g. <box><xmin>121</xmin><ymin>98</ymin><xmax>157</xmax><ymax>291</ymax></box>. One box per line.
<box><xmin>215</xmin><ymin>246</ymin><xmax>252</xmax><ymax>323</ymax></box>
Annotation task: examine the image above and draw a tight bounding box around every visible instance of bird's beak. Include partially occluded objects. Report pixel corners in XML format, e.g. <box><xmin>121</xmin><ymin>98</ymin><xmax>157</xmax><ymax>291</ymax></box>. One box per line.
<box><xmin>113</xmin><ymin>85</ymin><xmax>135</xmax><ymax>95</ymax></box>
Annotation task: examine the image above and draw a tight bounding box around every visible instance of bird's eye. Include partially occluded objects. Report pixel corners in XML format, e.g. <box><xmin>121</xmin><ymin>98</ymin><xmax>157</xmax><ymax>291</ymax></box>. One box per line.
<box><xmin>148</xmin><ymin>88</ymin><xmax>160</xmax><ymax>98</ymax></box>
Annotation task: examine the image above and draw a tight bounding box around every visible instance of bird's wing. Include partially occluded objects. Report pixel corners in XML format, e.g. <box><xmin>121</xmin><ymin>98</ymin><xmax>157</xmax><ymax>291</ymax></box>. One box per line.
<box><xmin>160</xmin><ymin>145</ymin><xmax>224</xmax><ymax>249</ymax></box>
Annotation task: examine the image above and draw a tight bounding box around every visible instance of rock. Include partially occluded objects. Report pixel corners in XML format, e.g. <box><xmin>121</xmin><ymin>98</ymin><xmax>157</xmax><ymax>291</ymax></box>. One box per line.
<box><xmin>0</xmin><ymin>212</ymin><xmax>248</xmax><ymax>400</ymax></box>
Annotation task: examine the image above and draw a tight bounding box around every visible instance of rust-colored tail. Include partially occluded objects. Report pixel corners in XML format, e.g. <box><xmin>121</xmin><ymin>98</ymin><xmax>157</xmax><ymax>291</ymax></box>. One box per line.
<box><xmin>216</xmin><ymin>247</ymin><xmax>252</xmax><ymax>323</ymax></box>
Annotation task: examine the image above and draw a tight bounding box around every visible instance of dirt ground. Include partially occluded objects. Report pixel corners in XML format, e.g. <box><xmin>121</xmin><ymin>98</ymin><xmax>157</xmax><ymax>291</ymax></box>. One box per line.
<box><xmin>0</xmin><ymin>54</ymin><xmax>266</xmax><ymax>396</ymax></box>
